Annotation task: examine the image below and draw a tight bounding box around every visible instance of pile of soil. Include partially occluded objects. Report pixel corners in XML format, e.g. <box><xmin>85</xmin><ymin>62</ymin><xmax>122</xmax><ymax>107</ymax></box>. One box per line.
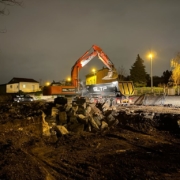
<box><xmin>0</xmin><ymin>101</ymin><xmax>180</xmax><ymax>180</ymax></box>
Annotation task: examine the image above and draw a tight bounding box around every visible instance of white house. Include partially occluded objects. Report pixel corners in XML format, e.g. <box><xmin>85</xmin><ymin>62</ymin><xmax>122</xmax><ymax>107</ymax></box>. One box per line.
<box><xmin>6</xmin><ymin>77</ymin><xmax>40</xmax><ymax>93</ymax></box>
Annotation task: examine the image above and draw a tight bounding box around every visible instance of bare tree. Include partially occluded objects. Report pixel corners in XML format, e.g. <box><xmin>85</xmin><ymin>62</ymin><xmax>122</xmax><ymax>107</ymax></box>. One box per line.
<box><xmin>0</xmin><ymin>0</ymin><xmax>22</xmax><ymax>15</ymax></box>
<box><xmin>0</xmin><ymin>0</ymin><xmax>22</xmax><ymax>32</ymax></box>
<box><xmin>117</xmin><ymin>65</ymin><xmax>126</xmax><ymax>81</ymax></box>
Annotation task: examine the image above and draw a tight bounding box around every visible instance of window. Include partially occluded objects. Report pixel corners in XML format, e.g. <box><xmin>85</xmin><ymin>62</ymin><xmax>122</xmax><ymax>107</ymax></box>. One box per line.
<box><xmin>17</xmin><ymin>85</ymin><xmax>19</xmax><ymax>89</ymax></box>
<box><xmin>23</xmin><ymin>84</ymin><xmax>26</xmax><ymax>88</ymax></box>
<box><xmin>10</xmin><ymin>85</ymin><xmax>12</xmax><ymax>88</ymax></box>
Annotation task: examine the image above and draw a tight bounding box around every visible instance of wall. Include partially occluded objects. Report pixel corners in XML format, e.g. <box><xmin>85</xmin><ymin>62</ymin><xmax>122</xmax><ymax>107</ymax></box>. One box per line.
<box><xmin>6</xmin><ymin>83</ymin><xmax>19</xmax><ymax>93</ymax></box>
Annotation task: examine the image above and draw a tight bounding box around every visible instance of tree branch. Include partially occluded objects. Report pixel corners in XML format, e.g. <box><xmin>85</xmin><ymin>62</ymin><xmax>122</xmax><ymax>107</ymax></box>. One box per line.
<box><xmin>0</xmin><ymin>0</ymin><xmax>23</xmax><ymax>6</ymax></box>
<box><xmin>0</xmin><ymin>0</ymin><xmax>22</xmax><ymax>15</ymax></box>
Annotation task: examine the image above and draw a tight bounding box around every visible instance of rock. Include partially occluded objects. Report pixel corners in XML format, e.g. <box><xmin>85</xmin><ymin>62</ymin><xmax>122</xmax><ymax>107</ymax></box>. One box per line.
<box><xmin>45</xmin><ymin>116</ymin><xmax>57</xmax><ymax>126</ymax></box>
<box><xmin>72</xmin><ymin>105</ymin><xmax>78</xmax><ymax>114</ymax></box>
<box><xmin>78</xmin><ymin>114</ymin><xmax>86</xmax><ymax>119</ymax></box>
<box><xmin>89</xmin><ymin>104</ymin><xmax>102</xmax><ymax>115</ymax></box>
<box><xmin>102</xmin><ymin>99</ymin><xmax>111</xmax><ymax>111</ymax></box>
<box><xmin>54</xmin><ymin>125</ymin><xmax>69</xmax><ymax>136</ymax></box>
<box><xmin>65</xmin><ymin>104</ymin><xmax>72</xmax><ymax>112</ymax></box>
<box><xmin>111</xmin><ymin>106</ymin><xmax>117</xmax><ymax>111</ymax></box>
<box><xmin>77</xmin><ymin>105</ymin><xmax>86</xmax><ymax>115</ymax></box>
<box><xmin>51</xmin><ymin>107</ymin><xmax>59</xmax><ymax>117</ymax></box>
<box><xmin>41</xmin><ymin>111</ymin><xmax>51</xmax><ymax>136</ymax></box>
<box><xmin>93</xmin><ymin>115</ymin><xmax>102</xmax><ymax>127</ymax></box>
<box><xmin>111</xmin><ymin>119</ymin><xmax>119</xmax><ymax>127</ymax></box>
<box><xmin>101</xmin><ymin>121</ymin><xmax>108</xmax><ymax>131</ymax></box>
<box><xmin>58</xmin><ymin>111</ymin><xmax>67</xmax><ymax>125</ymax></box>
<box><xmin>88</xmin><ymin>115</ymin><xmax>99</xmax><ymax>130</ymax></box>
<box><xmin>77</xmin><ymin>114</ymin><xmax>88</xmax><ymax>124</ymax></box>
<box><xmin>86</xmin><ymin>105</ymin><xmax>91</xmax><ymax>114</ymax></box>
<box><xmin>18</xmin><ymin>127</ymin><xmax>23</xmax><ymax>131</ymax></box>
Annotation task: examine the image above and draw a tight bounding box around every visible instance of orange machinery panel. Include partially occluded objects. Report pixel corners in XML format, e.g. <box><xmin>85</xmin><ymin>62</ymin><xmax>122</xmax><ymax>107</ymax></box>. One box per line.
<box><xmin>43</xmin><ymin>86</ymin><xmax>77</xmax><ymax>95</ymax></box>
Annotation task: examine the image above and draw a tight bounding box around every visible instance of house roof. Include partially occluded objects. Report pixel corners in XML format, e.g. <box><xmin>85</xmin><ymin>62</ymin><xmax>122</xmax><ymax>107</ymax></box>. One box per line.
<box><xmin>8</xmin><ymin>77</ymin><xmax>39</xmax><ymax>84</ymax></box>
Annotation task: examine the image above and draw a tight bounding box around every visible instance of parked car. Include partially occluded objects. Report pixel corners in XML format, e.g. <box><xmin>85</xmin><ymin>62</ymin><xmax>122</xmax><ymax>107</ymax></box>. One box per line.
<box><xmin>13</xmin><ymin>94</ymin><xmax>34</xmax><ymax>102</ymax></box>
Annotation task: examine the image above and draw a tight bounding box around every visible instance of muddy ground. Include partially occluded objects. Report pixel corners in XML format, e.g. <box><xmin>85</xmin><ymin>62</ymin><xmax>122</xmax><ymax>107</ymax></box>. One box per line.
<box><xmin>0</xmin><ymin>101</ymin><xmax>180</xmax><ymax>180</ymax></box>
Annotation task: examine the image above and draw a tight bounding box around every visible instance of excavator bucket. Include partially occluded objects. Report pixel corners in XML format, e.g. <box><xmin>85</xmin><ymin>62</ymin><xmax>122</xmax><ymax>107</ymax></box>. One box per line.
<box><xmin>102</xmin><ymin>70</ymin><xmax>118</xmax><ymax>80</ymax></box>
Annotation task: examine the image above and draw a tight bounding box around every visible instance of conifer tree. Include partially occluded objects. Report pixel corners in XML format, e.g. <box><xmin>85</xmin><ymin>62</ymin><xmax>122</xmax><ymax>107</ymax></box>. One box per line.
<box><xmin>130</xmin><ymin>54</ymin><xmax>147</xmax><ymax>87</ymax></box>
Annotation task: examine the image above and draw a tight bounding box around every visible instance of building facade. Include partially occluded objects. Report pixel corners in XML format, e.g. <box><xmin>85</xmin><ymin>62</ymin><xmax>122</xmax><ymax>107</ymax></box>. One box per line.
<box><xmin>6</xmin><ymin>77</ymin><xmax>40</xmax><ymax>93</ymax></box>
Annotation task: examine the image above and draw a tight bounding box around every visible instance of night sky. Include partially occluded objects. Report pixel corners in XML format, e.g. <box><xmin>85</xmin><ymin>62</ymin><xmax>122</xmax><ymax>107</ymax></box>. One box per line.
<box><xmin>1</xmin><ymin>0</ymin><xmax>180</xmax><ymax>85</ymax></box>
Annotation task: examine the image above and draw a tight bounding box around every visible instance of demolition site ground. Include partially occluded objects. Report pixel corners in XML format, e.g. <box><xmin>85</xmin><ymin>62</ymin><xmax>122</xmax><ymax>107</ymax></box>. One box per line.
<box><xmin>0</xmin><ymin>100</ymin><xmax>180</xmax><ymax>180</ymax></box>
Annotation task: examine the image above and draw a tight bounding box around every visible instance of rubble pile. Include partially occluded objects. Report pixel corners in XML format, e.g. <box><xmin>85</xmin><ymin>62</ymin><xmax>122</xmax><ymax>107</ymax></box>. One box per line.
<box><xmin>0</xmin><ymin>101</ymin><xmax>180</xmax><ymax>139</ymax></box>
<box><xmin>48</xmin><ymin>101</ymin><xmax>180</xmax><ymax>137</ymax></box>
<box><xmin>48</xmin><ymin>102</ymin><xmax>119</xmax><ymax>136</ymax></box>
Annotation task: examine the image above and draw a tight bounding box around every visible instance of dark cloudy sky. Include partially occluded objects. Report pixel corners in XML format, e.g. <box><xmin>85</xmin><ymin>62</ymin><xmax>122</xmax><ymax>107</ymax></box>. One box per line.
<box><xmin>1</xmin><ymin>0</ymin><xmax>180</xmax><ymax>84</ymax></box>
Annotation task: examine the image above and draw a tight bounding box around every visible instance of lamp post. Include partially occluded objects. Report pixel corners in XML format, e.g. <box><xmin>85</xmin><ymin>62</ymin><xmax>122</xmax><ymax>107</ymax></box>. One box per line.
<box><xmin>92</xmin><ymin>68</ymin><xmax>96</xmax><ymax>84</ymax></box>
<box><xmin>149</xmin><ymin>53</ymin><xmax>153</xmax><ymax>92</ymax></box>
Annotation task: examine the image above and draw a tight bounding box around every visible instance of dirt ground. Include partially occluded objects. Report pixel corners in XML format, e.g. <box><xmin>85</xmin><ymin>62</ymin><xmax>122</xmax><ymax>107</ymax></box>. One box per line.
<box><xmin>0</xmin><ymin>101</ymin><xmax>180</xmax><ymax>180</ymax></box>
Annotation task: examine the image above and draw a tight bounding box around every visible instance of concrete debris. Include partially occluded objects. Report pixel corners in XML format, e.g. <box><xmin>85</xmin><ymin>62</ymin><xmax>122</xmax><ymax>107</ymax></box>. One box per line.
<box><xmin>93</xmin><ymin>115</ymin><xmax>102</xmax><ymax>127</ymax></box>
<box><xmin>58</xmin><ymin>111</ymin><xmax>67</xmax><ymax>125</ymax></box>
<box><xmin>41</xmin><ymin>111</ymin><xmax>51</xmax><ymax>136</ymax></box>
<box><xmin>88</xmin><ymin>115</ymin><xmax>99</xmax><ymax>130</ymax></box>
<box><xmin>51</xmin><ymin>107</ymin><xmax>59</xmax><ymax>117</ymax></box>
<box><xmin>101</xmin><ymin>121</ymin><xmax>109</xmax><ymax>131</ymax></box>
<box><xmin>53</xmin><ymin>125</ymin><xmax>69</xmax><ymax>136</ymax></box>
<box><xmin>0</xmin><ymin>100</ymin><xmax>180</xmax><ymax>139</ymax></box>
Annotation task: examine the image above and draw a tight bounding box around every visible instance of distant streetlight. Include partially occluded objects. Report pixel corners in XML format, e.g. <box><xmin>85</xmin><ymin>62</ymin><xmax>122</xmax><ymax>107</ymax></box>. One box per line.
<box><xmin>46</xmin><ymin>82</ymin><xmax>50</xmax><ymax>86</ymax></box>
<box><xmin>92</xmin><ymin>68</ymin><xmax>96</xmax><ymax>84</ymax></box>
<box><xmin>148</xmin><ymin>53</ymin><xmax>153</xmax><ymax>91</ymax></box>
<box><xmin>67</xmin><ymin>77</ymin><xmax>71</xmax><ymax>82</ymax></box>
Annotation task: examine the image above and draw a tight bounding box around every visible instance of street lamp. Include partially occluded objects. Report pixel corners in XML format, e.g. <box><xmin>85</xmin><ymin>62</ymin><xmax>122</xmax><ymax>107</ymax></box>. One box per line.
<box><xmin>149</xmin><ymin>53</ymin><xmax>153</xmax><ymax>91</ymax></box>
<box><xmin>67</xmin><ymin>77</ymin><xmax>71</xmax><ymax>85</ymax></box>
<box><xmin>46</xmin><ymin>82</ymin><xmax>50</xmax><ymax>86</ymax></box>
<box><xmin>92</xmin><ymin>68</ymin><xmax>96</xmax><ymax>84</ymax></box>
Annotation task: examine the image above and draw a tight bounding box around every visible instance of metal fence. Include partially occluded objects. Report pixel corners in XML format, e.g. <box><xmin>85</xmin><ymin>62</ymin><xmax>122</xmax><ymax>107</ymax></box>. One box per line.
<box><xmin>134</xmin><ymin>87</ymin><xmax>180</xmax><ymax>96</ymax></box>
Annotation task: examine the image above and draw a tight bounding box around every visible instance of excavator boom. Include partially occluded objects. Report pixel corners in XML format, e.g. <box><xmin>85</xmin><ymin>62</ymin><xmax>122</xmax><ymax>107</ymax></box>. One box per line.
<box><xmin>71</xmin><ymin>45</ymin><xmax>118</xmax><ymax>87</ymax></box>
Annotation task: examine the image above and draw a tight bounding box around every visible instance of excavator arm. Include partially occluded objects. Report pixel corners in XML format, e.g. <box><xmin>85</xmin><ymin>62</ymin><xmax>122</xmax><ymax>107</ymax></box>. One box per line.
<box><xmin>71</xmin><ymin>45</ymin><xmax>118</xmax><ymax>87</ymax></box>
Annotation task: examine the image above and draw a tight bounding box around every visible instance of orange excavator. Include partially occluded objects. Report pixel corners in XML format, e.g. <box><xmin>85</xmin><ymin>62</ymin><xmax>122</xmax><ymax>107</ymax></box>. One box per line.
<box><xmin>43</xmin><ymin>44</ymin><xmax>118</xmax><ymax>96</ymax></box>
